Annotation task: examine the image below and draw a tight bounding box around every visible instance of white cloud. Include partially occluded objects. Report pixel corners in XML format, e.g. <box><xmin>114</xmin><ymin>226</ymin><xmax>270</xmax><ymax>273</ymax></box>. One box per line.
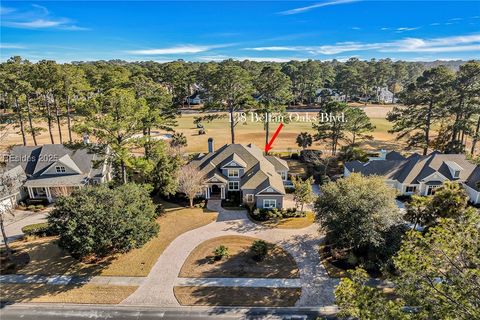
<box><xmin>278</xmin><ymin>0</ymin><xmax>359</xmax><ymax>15</ymax></box>
<box><xmin>0</xmin><ymin>6</ymin><xmax>15</xmax><ymax>15</ymax></box>
<box><xmin>4</xmin><ymin>19</ymin><xmax>65</xmax><ymax>28</ymax></box>
<box><xmin>396</xmin><ymin>27</ymin><xmax>419</xmax><ymax>32</ymax></box>
<box><xmin>246</xmin><ymin>33</ymin><xmax>480</xmax><ymax>55</ymax></box>
<box><xmin>0</xmin><ymin>43</ymin><xmax>25</xmax><ymax>49</ymax></box>
<box><xmin>127</xmin><ymin>44</ymin><xmax>230</xmax><ymax>55</ymax></box>
<box><xmin>1</xmin><ymin>4</ymin><xmax>88</xmax><ymax>30</ymax></box>
<box><xmin>127</xmin><ymin>44</ymin><xmax>231</xmax><ymax>55</ymax></box>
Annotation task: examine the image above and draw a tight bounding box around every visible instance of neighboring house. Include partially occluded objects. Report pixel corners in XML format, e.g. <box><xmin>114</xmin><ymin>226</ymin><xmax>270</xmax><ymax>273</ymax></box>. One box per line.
<box><xmin>5</xmin><ymin>144</ymin><xmax>111</xmax><ymax>203</ymax></box>
<box><xmin>344</xmin><ymin>150</ymin><xmax>480</xmax><ymax>204</ymax></box>
<box><xmin>187</xmin><ymin>92</ymin><xmax>202</xmax><ymax>105</ymax></box>
<box><xmin>191</xmin><ymin>139</ymin><xmax>289</xmax><ymax>209</ymax></box>
<box><xmin>375</xmin><ymin>86</ymin><xmax>397</xmax><ymax>104</ymax></box>
<box><xmin>0</xmin><ymin>165</ymin><xmax>27</xmax><ymax>213</ymax></box>
<box><xmin>315</xmin><ymin>88</ymin><xmax>346</xmax><ymax>103</ymax></box>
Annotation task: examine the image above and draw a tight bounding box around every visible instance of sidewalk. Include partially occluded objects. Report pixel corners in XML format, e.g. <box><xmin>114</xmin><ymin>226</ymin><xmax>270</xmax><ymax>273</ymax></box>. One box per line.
<box><xmin>175</xmin><ymin>277</ymin><xmax>302</xmax><ymax>288</ymax></box>
<box><xmin>0</xmin><ymin>274</ymin><xmax>145</xmax><ymax>286</ymax></box>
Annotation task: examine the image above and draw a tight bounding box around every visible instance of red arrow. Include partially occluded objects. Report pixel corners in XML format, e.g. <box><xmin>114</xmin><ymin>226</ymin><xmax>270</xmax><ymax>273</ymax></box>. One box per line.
<box><xmin>264</xmin><ymin>123</ymin><xmax>284</xmax><ymax>153</ymax></box>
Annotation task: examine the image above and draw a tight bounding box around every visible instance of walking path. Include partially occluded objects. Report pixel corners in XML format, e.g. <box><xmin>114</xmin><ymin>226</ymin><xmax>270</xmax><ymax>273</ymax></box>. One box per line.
<box><xmin>175</xmin><ymin>277</ymin><xmax>303</xmax><ymax>288</ymax></box>
<box><xmin>122</xmin><ymin>200</ymin><xmax>339</xmax><ymax>307</ymax></box>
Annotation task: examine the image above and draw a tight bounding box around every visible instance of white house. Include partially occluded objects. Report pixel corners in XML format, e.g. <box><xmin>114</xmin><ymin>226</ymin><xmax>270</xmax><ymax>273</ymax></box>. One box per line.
<box><xmin>375</xmin><ymin>86</ymin><xmax>397</xmax><ymax>104</ymax></box>
<box><xmin>344</xmin><ymin>150</ymin><xmax>480</xmax><ymax>204</ymax></box>
<box><xmin>4</xmin><ymin>144</ymin><xmax>111</xmax><ymax>203</ymax></box>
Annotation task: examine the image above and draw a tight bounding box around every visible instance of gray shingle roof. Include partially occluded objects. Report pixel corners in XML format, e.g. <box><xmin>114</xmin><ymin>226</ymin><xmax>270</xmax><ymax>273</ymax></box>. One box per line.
<box><xmin>192</xmin><ymin>143</ymin><xmax>287</xmax><ymax>195</ymax></box>
<box><xmin>6</xmin><ymin>144</ymin><xmax>106</xmax><ymax>185</ymax></box>
<box><xmin>345</xmin><ymin>151</ymin><xmax>479</xmax><ymax>188</ymax></box>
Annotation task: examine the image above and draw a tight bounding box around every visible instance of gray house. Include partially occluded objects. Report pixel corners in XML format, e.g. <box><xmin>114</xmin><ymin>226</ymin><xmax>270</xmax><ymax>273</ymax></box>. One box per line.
<box><xmin>5</xmin><ymin>144</ymin><xmax>111</xmax><ymax>203</ymax></box>
<box><xmin>191</xmin><ymin>139</ymin><xmax>289</xmax><ymax>209</ymax></box>
<box><xmin>344</xmin><ymin>150</ymin><xmax>480</xmax><ymax>204</ymax></box>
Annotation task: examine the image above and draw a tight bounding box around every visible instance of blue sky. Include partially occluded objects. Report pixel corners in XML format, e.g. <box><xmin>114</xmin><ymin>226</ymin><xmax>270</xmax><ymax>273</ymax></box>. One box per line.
<box><xmin>1</xmin><ymin>1</ymin><xmax>479</xmax><ymax>62</ymax></box>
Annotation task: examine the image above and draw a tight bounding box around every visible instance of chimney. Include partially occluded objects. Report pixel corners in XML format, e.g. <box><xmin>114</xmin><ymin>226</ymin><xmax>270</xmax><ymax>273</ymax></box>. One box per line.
<box><xmin>379</xmin><ymin>149</ymin><xmax>387</xmax><ymax>160</ymax></box>
<box><xmin>208</xmin><ymin>138</ymin><xmax>214</xmax><ymax>153</ymax></box>
<box><xmin>83</xmin><ymin>133</ymin><xmax>90</xmax><ymax>145</ymax></box>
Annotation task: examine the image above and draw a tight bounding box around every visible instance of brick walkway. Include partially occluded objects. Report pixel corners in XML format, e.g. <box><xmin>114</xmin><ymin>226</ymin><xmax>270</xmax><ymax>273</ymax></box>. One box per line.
<box><xmin>122</xmin><ymin>201</ymin><xmax>339</xmax><ymax>307</ymax></box>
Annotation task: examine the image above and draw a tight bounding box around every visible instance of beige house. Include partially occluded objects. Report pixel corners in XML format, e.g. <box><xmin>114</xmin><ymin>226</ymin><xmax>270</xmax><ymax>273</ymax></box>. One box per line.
<box><xmin>190</xmin><ymin>139</ymin><xmax>289</xmax><ymax>209</ymax></box>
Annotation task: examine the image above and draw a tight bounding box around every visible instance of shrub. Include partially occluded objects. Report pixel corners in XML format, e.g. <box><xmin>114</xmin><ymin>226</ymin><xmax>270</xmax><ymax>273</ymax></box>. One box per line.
<box><xmin>35</xmin><ymin>204</ymin><xmax>44</xmax><ymax>210</ymax></box>
<box><xmin>250</xmin><ymin>207</ymin><xmax>305</xmax><ymax>221</ymax></box>
<box><xmin>27</xmin><ymin>205</ymin><xmax>36</xmax><ymax>211</ymax></box>
<box><xmin>212</xmin><ymin>245</ymin><xmax>229</xmax><ymax>261</ymax></box>
<box><xmin>290</xmin><ymin>153</ymin><xmax>299</xmax><ymax>160</ymax></box>
<box><xmin>25</xmin><ymin>198</ymin><xmax>48</xmax><ymax>206</ymax></box>
<box><xmin>250</xmin><ymin>240</ymin><xmax>269</xmax><ymax>261</ymax></box>
<box><xmin>21</xmin><ymin>222</ymin><xmax>55</xmax><ymax>237</ymax></box>
<box><xmin>48</xmin><ymin>184</ymin><xmax>159</xmax><ymax>259</ymax></box>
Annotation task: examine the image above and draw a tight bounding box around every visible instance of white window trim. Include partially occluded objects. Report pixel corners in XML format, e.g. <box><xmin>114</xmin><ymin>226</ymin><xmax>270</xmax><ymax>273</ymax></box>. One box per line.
<box><xmin>405</xmin><ymin>185</ymin><xmax>417</xmax><ymax>193</ymax></box>
<box><xmin>228</xmin><ymin>169</ymin><xmax>240</xmax><ymax>178</ymax></box>
<box><xmin>55</xmin><ymin>166</ymin><xmax>66</xmax><ymax>173</ymax></box>
<box><xmin>228</xmin><ymin>181</ymin><xmax>239</xmax><ymax>191</ymax></box>
<box><xmin>263</xmin><ymin>199</ymin><xmax>276</xmax><ymax>209</ymax></box>
<box><xmin>453</xmin><ymin>170</ymin><xmax>460</xmax><ymax>178</ymax></box>
<box><xmin>426</xmin><ymin>185</ymin><xmax>441</xmax><ymax>196</ymax></box>
<box><xmin>246</xmin><ymin>194</ymin><xmax>254</xmax><ymax>202</ymax></box>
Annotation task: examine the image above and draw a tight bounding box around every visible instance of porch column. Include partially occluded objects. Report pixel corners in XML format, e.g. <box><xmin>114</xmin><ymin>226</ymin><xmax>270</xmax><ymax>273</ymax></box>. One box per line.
<box><xmin>27</xmin><ymin>187</ymin><xmax>34</xmax><ymax>198</ymax></box>
<box><xmin>205</xmin><ymin>187</ymin><xmax>210</xmax><ymax>199</ymax></box>
<box><xmin>45</xmin><ymin>187</ymin><xmax>52</xmax><ymax>203</ymax></box>
<box><xmin>221</xmin><ymin>186</ymin><xmax>225</xmax><ymax>199</ymax></box>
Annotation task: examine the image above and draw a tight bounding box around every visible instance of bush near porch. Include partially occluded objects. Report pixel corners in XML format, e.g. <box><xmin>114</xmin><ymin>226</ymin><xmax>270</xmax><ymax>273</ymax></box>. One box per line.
<box><xmin>250</xmin><ymin>207</ymin><xmax>306</xmax><ymax>221</ymax></box>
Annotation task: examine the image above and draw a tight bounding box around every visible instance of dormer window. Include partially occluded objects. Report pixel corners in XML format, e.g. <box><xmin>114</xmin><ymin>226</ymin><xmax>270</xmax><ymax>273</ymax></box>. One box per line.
<box><xmin>228</xmin><ymin>169</ymin><xmax>240</xmax><ymax>177</ymax></box>
<box><xmin>55</xmin><ymin>166</ymin><xmax>66</xmax><ymax>173</ymax></box>
<box><xmin>453</xmin><ymin>170</ymin><xmax>460</xmax><ymax>179</ymax></box>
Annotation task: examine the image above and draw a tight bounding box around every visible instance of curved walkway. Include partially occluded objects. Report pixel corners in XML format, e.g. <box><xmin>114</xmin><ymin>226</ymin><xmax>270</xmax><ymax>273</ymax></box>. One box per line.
<box><xmin>122</xmin><ymin>200</ymin><xmax>339</xmax><ymax>307</ymax></box>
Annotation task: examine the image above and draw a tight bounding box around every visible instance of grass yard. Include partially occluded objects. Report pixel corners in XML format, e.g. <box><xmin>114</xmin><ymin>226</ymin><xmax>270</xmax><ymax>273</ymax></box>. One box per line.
<box><xmin>251</xmin><ymin>212</ymin><xmax>316</xmax><ymax>229</ymax></box>
<box><xmin>0</xmin><ymin>284</ymin><xmax>137</xmax><ymax>304</ymax></box>
<box><xmin>1</xmin><ymin>106</ymin><xmax>401</xmax><ymax>154</ymax></box>
<box><xmin>6</xmin><ymin>202</ymin><xmax>218</xmax><ymax>277</ymax></box>
<box><xmin>174</xmin><ymin>286</ymin><xmax>301</xmax><ymax>307</ymax></box>
<box><xmin>179</xmin><ymin>236</ymin><xmax>299</xmax><ymax>279</ymax></box>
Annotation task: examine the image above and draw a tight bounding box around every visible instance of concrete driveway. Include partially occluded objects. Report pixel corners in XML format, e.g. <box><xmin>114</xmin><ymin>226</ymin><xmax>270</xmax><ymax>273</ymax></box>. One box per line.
<box><xmin>1</xmin><ymin>209</ymin><xmax>49</xmax><ymax>244</ymax></box>
<box><xmin>122</xmin><ymin>200</ymin><xmax>338</xmax><ymax>308</ymax></box>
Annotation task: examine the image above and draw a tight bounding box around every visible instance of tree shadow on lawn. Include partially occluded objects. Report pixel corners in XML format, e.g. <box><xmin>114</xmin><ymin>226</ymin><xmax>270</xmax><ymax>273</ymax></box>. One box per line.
<box><xmin>0</xmin><ymin>238</ymin><xmax>116</xmax><ymax>307</ymax></box>
<box><xmin>174</xmin><ymin>286</ymin><xmax>302</xmax><ymax>308</ymax></box>
<box><xmin>180</xmin><ymin>239</ymin><xmax>299</xmax><ymax>279</ymax></box>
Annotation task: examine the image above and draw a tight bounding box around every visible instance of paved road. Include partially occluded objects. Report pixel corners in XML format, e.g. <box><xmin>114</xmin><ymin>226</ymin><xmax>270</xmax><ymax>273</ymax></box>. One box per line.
<box><xmin>122</xmin><ymin>200</ymin><xmax>339</xmax><ymax>308</ymax></box>
<box><xmin>1</xmin><ymin>210</ymin><xmax>48</xmax><ymax>244</ymax></box>
<box><xmin>0</xmin><ymin>304</ymin><xmax>339</xmax><ymax>320</ymax></box>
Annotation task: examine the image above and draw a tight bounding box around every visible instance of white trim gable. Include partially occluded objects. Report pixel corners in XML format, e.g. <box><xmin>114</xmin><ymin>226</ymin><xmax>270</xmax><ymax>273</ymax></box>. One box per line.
<box><xmin>256</xmin><ymin>186</ymin><xmax>282</xmax><ymax>195</ymax></box>
<box><xmin>41</xmin><ymin>156</ymin><xmax>82</xmax><ymax>176</ymax></box>
<box><xmin>221</xmin><ymin>160</ymin><xmax>246</xmax><ymax>169</ymax></box>
<box><xmin>421</xmin><ymin>171</ymin><xmax>448</xmax><ymax>183</ymax></box>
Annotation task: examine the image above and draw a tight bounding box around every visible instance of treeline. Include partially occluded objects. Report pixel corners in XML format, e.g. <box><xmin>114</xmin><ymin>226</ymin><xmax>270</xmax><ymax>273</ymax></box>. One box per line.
<box><xmin>388</xmin><ymin>62</ymin><xmax>480</xmax><ymax>155</ymax></box>
<box><xmin>0</xmin><ymin>56</ymin><xmax>478</xmax><ymax>156</ymax></box>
